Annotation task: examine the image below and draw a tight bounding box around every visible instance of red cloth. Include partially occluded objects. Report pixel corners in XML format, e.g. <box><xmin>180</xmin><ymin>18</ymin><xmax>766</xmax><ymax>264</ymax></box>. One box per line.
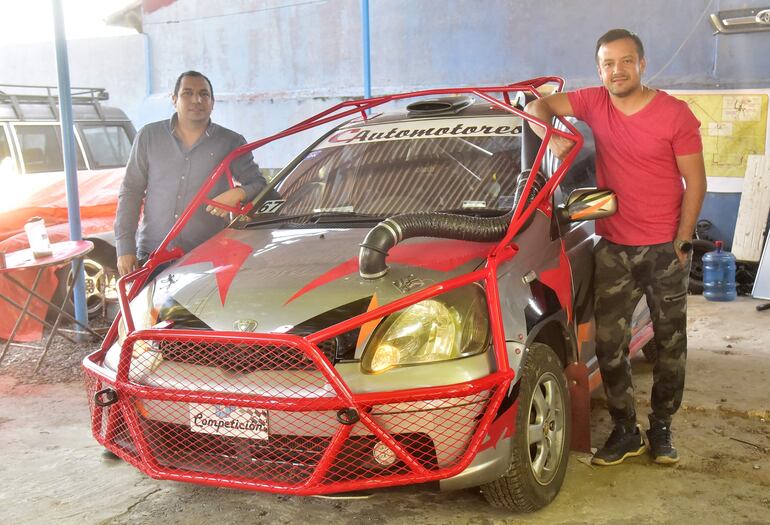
<box><xmin>0</xmin><ymin>267</ymin><xmax>57</xmax><ymax>343</ymax></box>
<box><xmin>0</xmin><ymin>169</ymin><xmax>124</xmax><ymax>242</ymax></box>
<box><xmin>567</xmin><ymin>87</ymin><xmax>702</xmax><ymax>246</ymax></box>
<box><xmin>0</xmin><ymin>169</ymin><xmax>124</xmax><ymax>342</ymax></box>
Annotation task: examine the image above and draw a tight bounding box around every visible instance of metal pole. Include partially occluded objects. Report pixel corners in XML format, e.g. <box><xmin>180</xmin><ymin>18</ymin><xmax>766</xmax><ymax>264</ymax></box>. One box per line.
<box><xmin>361</xmin><ymin>0</ymin><xmax>371</xmax><ymax>99</ymax></box>
<box><xmin>51</xmin><ymin>0</ymin><xmax>88</xmax><ymax>329</ymax></box>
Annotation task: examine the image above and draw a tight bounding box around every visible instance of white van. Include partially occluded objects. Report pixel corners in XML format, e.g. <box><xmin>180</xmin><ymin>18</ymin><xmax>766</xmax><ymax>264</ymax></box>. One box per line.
<box><xmin>0</xmin><ymin>84</ymin><xmax>136</xmax><ymax>317</ymax></box>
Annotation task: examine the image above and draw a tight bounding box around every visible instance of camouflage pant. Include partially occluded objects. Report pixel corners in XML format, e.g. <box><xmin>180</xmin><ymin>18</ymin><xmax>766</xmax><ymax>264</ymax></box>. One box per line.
<box><xmin>594</xmin><ymin>239</ymin><xmax>690</xmax><ymax>429</ymax></box>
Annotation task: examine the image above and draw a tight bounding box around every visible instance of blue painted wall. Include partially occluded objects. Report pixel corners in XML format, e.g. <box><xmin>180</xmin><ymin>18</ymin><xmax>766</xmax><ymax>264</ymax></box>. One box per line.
<box><xmin>139</xmin><ymin>0</ymin><xmax>770</xmax><ymax>168</ymax></box>
<box><xmin>2</xmin><ymin>0</ymin><xmax>766</xmax><ymax>246</ymax></box>
<box><xmin>134</xmin><ymin>0</ymin><xmax>770</xmax><ymax>246</ymax></box>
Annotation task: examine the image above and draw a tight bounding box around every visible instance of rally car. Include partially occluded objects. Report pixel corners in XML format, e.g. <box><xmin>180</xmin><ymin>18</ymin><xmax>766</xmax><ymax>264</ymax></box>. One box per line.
<box><xmin>83</xmin><ymin>78</ymin><xmax>653</xmax><ymax>512</ymax></box>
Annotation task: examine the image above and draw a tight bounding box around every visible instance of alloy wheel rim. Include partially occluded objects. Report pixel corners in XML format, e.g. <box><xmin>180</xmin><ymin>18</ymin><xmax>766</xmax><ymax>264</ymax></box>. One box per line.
<box><xmin>66</xmin><ymin>259</ymin><xmax>106</xmax><ymax>315</ymax></box>
<box><xmin>526</xmin><ymin>371</ymin><xmax>565</xmax><ymax>485</ymax></box>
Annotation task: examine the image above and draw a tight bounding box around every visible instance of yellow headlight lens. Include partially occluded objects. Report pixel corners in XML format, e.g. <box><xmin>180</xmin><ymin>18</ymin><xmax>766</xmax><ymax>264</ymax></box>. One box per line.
<box><xmin>362</xmin><ymin>288</ymin><xmax>489</xmax><ymax>374</ymax></box>
<box><xmin>117</xmin><ymin>281</ymin><xmax>157</xmax><ymax>346</ymax></box>
<box><xmin>130</xmin><ymin>339</ymin><xmax>163</xmax><ymax>380</ymax></box>
<box><xmin>368</xmin><ymin>343</ymin><xmax>400</xmax><ymax>373</ymax></box>
<box><xmin>115</xmin><ymin>282</ymin><xmax>164</xmax><ymax>380</ymax></box>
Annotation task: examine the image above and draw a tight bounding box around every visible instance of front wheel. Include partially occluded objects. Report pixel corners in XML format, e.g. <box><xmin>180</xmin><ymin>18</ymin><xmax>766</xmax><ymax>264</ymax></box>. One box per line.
<box><xmin>481</xmin><ymin>342</ymin><xmax>571</xmax><ymax>512</ymax></box>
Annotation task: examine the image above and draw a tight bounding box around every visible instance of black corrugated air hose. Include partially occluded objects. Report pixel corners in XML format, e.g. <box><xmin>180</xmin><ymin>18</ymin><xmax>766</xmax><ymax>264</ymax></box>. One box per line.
<box><xmin>358</xmin><ymin>170</ymin><xmax>547</xmax><ymax>279</ymax></box>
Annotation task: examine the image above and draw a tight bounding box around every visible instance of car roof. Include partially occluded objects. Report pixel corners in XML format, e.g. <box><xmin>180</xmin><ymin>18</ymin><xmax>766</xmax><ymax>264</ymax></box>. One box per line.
<box><xmin>340</xmin><ymin>99</ymin><xmax>523</xmax><ymax>129</ymax></box>
<box><xmin>0</xmin><ymin>102</ymin><xmax>131</xmax><ymax>122</ymax></box>
<box><xmin>0</xmin><ymin>85</ymin><xmax>131</xmax><ymax>123</ymax></box>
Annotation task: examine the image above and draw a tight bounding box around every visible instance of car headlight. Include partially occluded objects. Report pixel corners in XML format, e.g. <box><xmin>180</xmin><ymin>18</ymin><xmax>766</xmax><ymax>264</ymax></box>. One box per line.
<box><xmin>117</xmin><ymin>280</ymin><xmax>157</xmax><ymax>344</ymax></box>
<box><xmin>156</xmin><ymin>297</ymin><xmax>210</xmax><ymax>329</ymax></box>
<box><xmin>361</xmin><ymin>284</ymin><xmax>489</xmax><ymax>374</ymax></box>
<box><xmin>116</xmin><ymin>281</ymin><xmax>163</xmax><ymax>378</ymax></box>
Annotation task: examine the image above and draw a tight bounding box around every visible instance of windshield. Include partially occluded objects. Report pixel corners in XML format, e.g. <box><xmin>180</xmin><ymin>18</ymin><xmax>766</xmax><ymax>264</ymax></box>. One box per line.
<box><xmin>251</xmin><ymin>116</ymin><xmax>524</xmax><ymax>222</ymax></box>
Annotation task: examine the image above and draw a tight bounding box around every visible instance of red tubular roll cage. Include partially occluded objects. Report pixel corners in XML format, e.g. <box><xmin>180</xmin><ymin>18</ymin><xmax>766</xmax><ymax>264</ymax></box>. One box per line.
<box><xmin>86</xmin><ymin>77</ymin><xmax>584</xmax><ymax>495</ymax></box>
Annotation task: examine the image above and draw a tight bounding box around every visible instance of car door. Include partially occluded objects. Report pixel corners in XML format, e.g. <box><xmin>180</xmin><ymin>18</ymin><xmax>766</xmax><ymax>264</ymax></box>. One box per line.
<box><xmin>553</xmin><ymin>123</ymin><xmax>600</xmax><ymax>367</ymax></box>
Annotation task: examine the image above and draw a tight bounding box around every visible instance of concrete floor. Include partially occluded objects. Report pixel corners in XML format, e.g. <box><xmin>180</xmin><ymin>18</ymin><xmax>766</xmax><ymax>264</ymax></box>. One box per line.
<box><xmin>0</xmin><ymin>296</ymin><xmax>768</xmax><ymax>525</ymax></box>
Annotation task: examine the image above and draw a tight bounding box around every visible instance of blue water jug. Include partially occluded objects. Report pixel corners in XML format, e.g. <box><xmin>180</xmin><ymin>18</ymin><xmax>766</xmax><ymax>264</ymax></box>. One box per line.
<box><xmin>702</xmin><ymin>240</ymin><xmax>737</xmax><ymax>301</ymax></box>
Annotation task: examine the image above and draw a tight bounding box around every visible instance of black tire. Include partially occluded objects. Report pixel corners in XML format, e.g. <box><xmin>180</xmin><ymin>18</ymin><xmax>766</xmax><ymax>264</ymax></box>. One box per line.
<box><xmin>689</xmin><ymin>239</ymin><xmax>715</xmax><ymax>295</ymax></box>
<box><xmin>641</xmin><ymin>338</ymin><xmax>658</xmax><ymax>364</ymax></box>
<box><xmin>481</xmin><ymin>342</ymin><xmax>571</xmax><ymax>512</ymax></box>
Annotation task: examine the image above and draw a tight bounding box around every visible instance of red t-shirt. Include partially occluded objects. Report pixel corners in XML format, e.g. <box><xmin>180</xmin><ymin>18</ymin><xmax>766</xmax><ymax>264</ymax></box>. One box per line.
<box><xmin>567</xmin><ymin>87</ymin><xmax>702</xmax><ymax>246</ymax></box>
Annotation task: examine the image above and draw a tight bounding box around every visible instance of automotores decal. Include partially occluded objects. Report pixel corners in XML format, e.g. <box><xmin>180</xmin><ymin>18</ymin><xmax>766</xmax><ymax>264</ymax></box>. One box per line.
<box><xmin>315</xmin><ymin>117</ymin><xmax>522</xmax><ymax>149</ymax></box>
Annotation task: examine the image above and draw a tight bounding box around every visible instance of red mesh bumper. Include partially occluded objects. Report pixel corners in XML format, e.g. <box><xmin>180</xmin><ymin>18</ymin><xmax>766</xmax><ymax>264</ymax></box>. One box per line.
<box><xmin>84</xmin><ymin>331</ymin><xmax>513</xmax><ymax>495</ymax></box>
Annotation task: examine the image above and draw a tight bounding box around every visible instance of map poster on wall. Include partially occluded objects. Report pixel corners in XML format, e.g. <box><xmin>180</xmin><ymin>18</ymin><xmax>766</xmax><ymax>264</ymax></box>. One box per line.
<box><xmin>670</xmin><ymin>91</ymin><xmax>769</xmax><ymax>192</ymax></box>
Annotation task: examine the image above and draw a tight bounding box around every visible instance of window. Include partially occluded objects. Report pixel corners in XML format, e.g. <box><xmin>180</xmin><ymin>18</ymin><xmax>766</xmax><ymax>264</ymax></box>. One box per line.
<box><xmin>0</xmin><ymin>126</ymin><xmax>14</xmax><ymax>176</ymax></box>
<box><xmin>14</xmin><ymin>124</ymin><xmax>85</xmax><ymax>174</ymax></box>
<box><xmin>555</xmin><ymin>122</ymin><xmax>597</xmax><ymax>203</ymax></box>
<box><xmin>80</xmin><ymin>124</ymin><xmax>132</xmax><ymax>169</ymax></box>
<box><xmin>270</xmin><ymin>134</ymin><xmax>523</xmax><ymax>218</ymax></box>
<box><xmin>557</xmin><ymin>153</ymin><xmax>597</xmax><ymax>200</ymax></box>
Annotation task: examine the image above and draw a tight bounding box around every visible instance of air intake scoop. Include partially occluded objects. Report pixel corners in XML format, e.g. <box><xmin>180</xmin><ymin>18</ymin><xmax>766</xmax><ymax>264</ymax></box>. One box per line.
<box><xmin>406</xmin><ymin>95</ymin><xmax>474</xmax><ymax>116</ymax></box>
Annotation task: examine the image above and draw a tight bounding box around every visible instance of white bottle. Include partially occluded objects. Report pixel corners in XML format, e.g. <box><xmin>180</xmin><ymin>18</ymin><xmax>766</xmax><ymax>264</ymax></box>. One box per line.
<box><xmin>24</xmin><ymin>217</ymin><xmax>53</xmax><ymax>258</ymax></box>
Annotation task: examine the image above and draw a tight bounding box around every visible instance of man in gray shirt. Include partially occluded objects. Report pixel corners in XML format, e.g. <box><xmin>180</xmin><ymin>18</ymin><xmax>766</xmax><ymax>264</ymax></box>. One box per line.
<box><xmin>115</xmin><ymin>70</ymin><xmax>267</xmax><ymax>275</ymax></box>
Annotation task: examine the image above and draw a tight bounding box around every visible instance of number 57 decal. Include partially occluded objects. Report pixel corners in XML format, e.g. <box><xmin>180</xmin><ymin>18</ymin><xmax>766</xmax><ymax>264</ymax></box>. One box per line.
<box><xmin>256</xmin><ymin>200</ymin><xmax>285</xmax><ymax>214</ymax></box>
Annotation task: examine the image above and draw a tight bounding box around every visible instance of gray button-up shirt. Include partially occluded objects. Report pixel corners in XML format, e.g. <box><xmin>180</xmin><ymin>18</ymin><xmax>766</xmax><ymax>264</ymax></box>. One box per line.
<box><xmin>115</xmin><ymin>115</ymin><xmax>267</xmax><ymax>258</ymax></box>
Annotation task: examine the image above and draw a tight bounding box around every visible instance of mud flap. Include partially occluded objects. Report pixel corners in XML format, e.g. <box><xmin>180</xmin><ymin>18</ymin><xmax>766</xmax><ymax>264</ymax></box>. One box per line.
<box><xmin>565</xmin><ymin>361</ymin><xmax>591</xmax><ymax>452</ymax></box>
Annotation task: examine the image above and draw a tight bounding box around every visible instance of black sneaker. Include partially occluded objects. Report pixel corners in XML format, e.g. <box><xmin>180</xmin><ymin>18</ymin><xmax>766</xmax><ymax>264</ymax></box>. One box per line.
<box><xmin>646</xmin><ymin>422</ymin><xmax>679</xmax><ymax>464</ymax></box>
<box><xmin>591</xmin><ymin>424</ymin><xmax>647</xmax><ymax>466</ymax></box>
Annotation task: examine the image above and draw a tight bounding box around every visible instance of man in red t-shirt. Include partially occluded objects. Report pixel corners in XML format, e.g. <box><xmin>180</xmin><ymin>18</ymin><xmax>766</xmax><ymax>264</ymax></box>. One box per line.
<box><xmin>526</xmin><ymin>29</ymin><xmax>706</xmax><ymax>466</ymax></box>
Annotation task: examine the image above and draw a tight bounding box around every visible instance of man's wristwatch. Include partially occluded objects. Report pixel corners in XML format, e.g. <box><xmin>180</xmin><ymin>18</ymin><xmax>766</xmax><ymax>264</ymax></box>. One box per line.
<box><xmin>674</xmin><ymin>239</ymin><xmax>693</xmax><ymax>253</ymax></box>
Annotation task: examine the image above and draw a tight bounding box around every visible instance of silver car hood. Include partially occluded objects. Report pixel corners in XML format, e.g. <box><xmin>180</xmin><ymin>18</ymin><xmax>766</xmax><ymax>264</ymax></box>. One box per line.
<box><xmin>152</xmin><ymin>227</ymin><xmax>496</xmax><ymax>333</ymax></box>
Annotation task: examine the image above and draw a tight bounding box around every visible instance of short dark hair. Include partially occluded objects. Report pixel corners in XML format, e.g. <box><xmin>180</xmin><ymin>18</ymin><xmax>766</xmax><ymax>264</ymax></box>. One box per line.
<box><xmin>173</xmin><ymin>70</ymin><xmax>214</xmax><ymax>100</ymax></box>
<box><xmin>595</xmin><ymin>29</ymin><xmax>645</xmax><ymax>62</ymax></box>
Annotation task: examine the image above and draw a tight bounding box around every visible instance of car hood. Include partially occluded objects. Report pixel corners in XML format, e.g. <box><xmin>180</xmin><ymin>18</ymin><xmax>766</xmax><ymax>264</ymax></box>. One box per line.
<box><xmin>150</xmin><ymin>227</ymin><xmax>495</xmax><ymax>333</ymax></box>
